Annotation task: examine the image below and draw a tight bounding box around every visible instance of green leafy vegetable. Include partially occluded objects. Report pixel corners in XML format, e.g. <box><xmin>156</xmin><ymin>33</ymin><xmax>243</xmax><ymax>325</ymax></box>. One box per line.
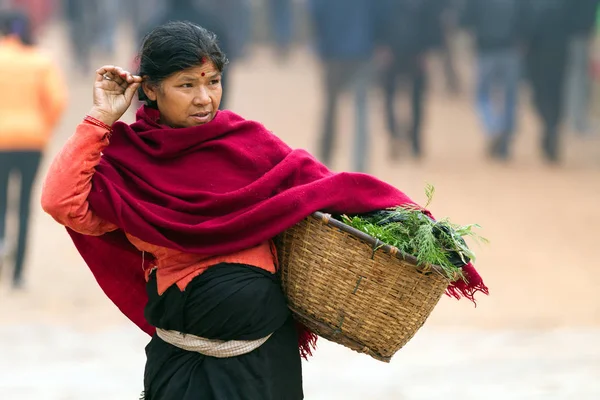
<box><xmin>339</xmin><ymin>184</ymin><xmax>487</xmax><ymax>282</ymax></box>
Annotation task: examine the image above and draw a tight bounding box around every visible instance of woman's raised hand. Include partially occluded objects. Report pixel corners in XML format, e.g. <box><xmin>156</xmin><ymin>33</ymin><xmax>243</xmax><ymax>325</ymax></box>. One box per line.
<box><xmin>88</xmin><ymin>65</ymin><xmax>143</xmax><ymax>126</ymax></box>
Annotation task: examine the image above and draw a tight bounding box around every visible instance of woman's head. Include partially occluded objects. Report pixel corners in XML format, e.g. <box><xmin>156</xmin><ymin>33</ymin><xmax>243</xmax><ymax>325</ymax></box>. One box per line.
<box><xmin>0</xmin><ymin>10</ymin><xmax>33</xmax><ymax>45</ymax></box>
<box><xmin>138</xmin><ymin>21</ymin><xmax>229</xmax><ymax>128</ymax></box>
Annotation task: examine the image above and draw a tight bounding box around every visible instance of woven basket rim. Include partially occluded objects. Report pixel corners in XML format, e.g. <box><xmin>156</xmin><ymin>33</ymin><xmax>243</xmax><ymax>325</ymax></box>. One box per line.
<box><xmin>312</xmin><ymin>211</ymin><xmax>447</xmax><ymax>277</ymax></box>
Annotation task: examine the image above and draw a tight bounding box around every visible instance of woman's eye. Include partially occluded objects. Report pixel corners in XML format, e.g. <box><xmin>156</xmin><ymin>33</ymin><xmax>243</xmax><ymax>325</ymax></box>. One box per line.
<box><xmin>180</xmin><ymin>83</ymin><xmax>193</xmax><ymax>88</ymax></box>
<box><xmin>210</xmin><ymin>79</ymin><xmax>220</xmax><ymax>85</ymax></box>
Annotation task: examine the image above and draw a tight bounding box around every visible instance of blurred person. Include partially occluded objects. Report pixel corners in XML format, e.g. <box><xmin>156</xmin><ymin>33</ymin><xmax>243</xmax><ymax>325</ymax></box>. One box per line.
<box><xmin>125</xmin><ymin>0</ymin><xmax>147</xmax><ymax>41</ymax></box>
<box><xmin>217</xmin><ymin>0</ymin><xmax>252</xmax><ymax>61</ymax></box>
<box><xmin>436</xmin><ymin>0</ymin><xmax>462</xmax><ymax>95</ymax></box>
<box><xmin>96</xmin><ymin>0</ymin><xmax>118</xmax><ymax>55</ymax></box>
<box><xmin>136</xmin><ymin>0</ymin><xmax>232</xmax><ymax>109</ymax></box>
<box><xmin>41</xmin><ymin>20</ymin><xmax>487</xmax><ymax>399</ymax></box>
<box><xmin>7</xmin><ymin>0</ymin><xmax>55</xmax><ymax>36</ymax></box>
<box><xmin>523</xmin><ymin>0</ymin><xmax>572</xmax><ymax>163</ymax></box>
<box><xmin>565</xmin><ymin>0</ymin><xmax>600</xmax><ymax>134</ymax></box>
<box><xmin>63</xmin><ymin>0</ymin><xmax>96</xmax><ymax>73</ymax></box>
<box><xmin>377</xmin><ymin>0</ymin><xmax>440</xmax><ymax>160</ymax></box>
<box><xmin>0</xmin><ymin>10</ymin><xmax>66</xmax><ymax>287</ymax></box>
<box><xmin>462</xmin><ymin>0</ymin><xmax>527</xmax><ymax>160</ymax></box>
<box><xmin>308</xmin><ymin>0</ymin><xmax>381</xmax><ymax>172</ymax></box>
<box><xmin>63</xmin><ymin>0</ymin><xmax>117</xmax><ymax>71</ymax></box>
<box><xmin>267</xmin><ymin>0</ymin><xmax>294</xmax><ymax>61</ymax></box>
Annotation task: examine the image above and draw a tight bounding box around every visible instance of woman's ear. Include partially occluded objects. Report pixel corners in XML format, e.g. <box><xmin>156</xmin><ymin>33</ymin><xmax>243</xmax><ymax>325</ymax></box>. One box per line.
<box><xmin>142</xmin><ymin>80</ymin><xmax>158</xmax><ymax>102</ymax></box>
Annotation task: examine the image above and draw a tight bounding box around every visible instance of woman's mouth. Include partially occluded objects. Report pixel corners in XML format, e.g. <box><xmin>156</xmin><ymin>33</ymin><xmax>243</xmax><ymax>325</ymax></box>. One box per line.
<box><xmin>191</xmin><ymin>111</ymin><xmax>212</xmax><ymax>123</ymax></box>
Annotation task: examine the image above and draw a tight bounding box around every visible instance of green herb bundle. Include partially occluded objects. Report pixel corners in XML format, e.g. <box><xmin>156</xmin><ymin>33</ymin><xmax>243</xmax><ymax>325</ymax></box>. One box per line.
<box><xmin>339</xmin><ymin>184</ymin><xmax>487</xmax><ymax>282</ymax></box>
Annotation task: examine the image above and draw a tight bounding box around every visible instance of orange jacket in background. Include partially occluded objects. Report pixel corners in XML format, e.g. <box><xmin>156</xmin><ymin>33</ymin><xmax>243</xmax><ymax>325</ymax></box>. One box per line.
<box><xmin>0</xmin><ymin>36</ymin><xmax>67</xmax><ymax>151</ymax></box>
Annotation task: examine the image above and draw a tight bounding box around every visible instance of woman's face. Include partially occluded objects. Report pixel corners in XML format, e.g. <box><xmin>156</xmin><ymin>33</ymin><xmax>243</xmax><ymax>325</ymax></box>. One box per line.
<box><xmin>142</xmin><ymin>61</ymin><xmax>222</xmax><ymax>128</ymax></box>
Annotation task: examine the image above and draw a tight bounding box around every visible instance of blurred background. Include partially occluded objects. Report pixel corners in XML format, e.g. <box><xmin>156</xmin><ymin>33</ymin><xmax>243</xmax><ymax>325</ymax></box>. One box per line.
<box><xmin>0</xmin><ymin>0</ymin><xmax>599</xmax><ymax>398</ymax></box>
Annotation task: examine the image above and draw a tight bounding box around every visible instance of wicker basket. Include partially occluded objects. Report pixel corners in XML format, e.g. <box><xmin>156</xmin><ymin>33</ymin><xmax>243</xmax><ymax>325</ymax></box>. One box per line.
<box><xmin>276</xmin><ymin>212</ymin><xmax>449</xmax><ymax>363</ymax></box>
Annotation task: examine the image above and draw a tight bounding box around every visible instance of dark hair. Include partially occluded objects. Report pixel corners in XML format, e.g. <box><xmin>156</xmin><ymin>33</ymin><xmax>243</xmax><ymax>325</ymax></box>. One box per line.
<box><xmin>137</xmin><ymin>21</ymin><xmax>229</xmax><ymax>107</ymax></box>
<box><xmin>0</xmin><ymin>10</ymin><xmax>33</xmax><ymax>45</ymax></box>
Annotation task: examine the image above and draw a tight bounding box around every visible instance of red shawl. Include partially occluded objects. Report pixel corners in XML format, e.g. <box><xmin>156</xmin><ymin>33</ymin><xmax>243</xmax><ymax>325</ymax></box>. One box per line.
<box><xmin>67</xmin><ymin>106</ymin><xmax>487</xmax><ymax>356</ymax></box>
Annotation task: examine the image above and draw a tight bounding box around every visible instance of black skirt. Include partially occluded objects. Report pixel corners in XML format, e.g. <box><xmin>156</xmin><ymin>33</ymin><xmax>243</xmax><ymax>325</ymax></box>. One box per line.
<box><xmin>142</xmin><ymin>263</ymin><xmax>304</xmax><ymax>400</ymax></box>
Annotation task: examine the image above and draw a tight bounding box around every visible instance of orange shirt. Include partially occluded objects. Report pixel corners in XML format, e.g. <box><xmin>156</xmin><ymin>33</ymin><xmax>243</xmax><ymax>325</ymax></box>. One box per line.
<box><xmin>41</xmin><ymin>123</ymin><xmax>277</xmax><ymax>295</ymax></box>
<box><xmin>0</xmin><ymin>36</ymin><xmax>67</xmax><ymax>150</ymax></box>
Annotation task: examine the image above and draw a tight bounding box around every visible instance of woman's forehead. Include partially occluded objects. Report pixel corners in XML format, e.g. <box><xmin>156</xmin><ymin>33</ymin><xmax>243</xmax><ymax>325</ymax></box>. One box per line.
<box><xmin>173</xmin><ymin>62</ymin><xmax>219</xmax><ymax>78</ymax></box>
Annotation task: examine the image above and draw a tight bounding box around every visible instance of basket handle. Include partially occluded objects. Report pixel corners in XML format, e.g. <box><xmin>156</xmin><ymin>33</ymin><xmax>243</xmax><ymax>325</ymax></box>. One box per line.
<box><xmin>313</xmin><ymin>211</ymin><xmax>445</xmax><ymax>276</ymax></box>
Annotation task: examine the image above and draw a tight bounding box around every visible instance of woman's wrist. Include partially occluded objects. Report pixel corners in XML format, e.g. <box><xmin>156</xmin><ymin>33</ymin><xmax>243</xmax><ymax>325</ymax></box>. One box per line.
<box><xmin>87</xmin><ymin>108</ymin><xmax>119</xmax><ymax>127</ymax></box>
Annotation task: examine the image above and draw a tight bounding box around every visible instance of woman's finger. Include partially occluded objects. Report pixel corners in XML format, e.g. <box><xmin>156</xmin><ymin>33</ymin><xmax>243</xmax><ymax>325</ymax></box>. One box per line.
<box><xmin>115</xmin><ymin>67</ymin><xmax>135</xmax><ymax>82</ymax></box>
<box><xmin>110</xmin><ymin>68</ymin><xmax>126</xmax><ymax>82</ymax></box>
<box><xmin>96</xmin><ymin>65</ymin><xmax>117</xmax><ymax>76</ymax></box>
<box><xmin>113</xmin><ymin>74</ymin><xmax>126</xmax><ymax>86</ymax></box>
<box><xmin>117</xmin><ymin>67</ymin><xmax>139</xmax><ymax>87</ymax></box>
<box><xmin>96</xmin><ymin>65</ymin><xmax>130</xmax><ymax>82</ymax></box>
<box><xmin>96</xmin><ymin>72</ymin><xmax>118</xmax><ymax>86</ymax></box>
<box><xmin>114</xmin><ymin>66</ymin><xmax>127</xmax><ymax>79</ymax></box>
<box><xmin>104</xmin><ymin>71</ymin><xmax>127</xmax><ymax>88</ymax></box>
<box><xmin>124</xmin><ymin>82</ymin><xmax>141</xmax><ymax>103</ymax></box>
<box><xmin>95</xmin><ymin>66</ymin><xmax>142</xmax><ymax>93</ymax></box>
<box><xmin>94</xmin><ymin>66</ymin><xmax>112</xmax><ymax>83</ymax></box>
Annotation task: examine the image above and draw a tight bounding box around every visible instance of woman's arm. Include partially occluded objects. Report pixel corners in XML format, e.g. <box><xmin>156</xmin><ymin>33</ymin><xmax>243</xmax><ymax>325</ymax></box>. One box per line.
<box><xmin>42</xmin><ymin>65</ymin><xmax>142</xmax><ymax>236</ymax></box>
<box><xmin>41</xmin><ymin>122</ymin><xmax>118</xmax><ymax>236</ymax></box>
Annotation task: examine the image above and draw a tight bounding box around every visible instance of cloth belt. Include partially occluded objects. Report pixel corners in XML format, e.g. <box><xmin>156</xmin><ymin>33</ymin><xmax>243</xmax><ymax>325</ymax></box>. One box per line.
<box><xmin>156</xmin><ymin>328</ymin><xmax>273</xmax><ymax>358</ymax></box>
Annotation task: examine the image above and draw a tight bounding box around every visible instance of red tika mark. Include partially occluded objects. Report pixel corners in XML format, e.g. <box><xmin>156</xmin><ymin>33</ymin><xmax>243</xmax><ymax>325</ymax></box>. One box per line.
<box><xmin>201</xmin><ymin>72</ymin><xmax>205</xmax><ymax>77</ymax></box>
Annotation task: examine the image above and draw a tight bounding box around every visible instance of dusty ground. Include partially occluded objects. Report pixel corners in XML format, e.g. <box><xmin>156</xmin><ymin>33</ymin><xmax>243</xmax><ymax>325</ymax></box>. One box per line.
<box><xmin>1</xmin><ymin>22</ymin><xmax>599</xmax><ymax>399</ymax></box>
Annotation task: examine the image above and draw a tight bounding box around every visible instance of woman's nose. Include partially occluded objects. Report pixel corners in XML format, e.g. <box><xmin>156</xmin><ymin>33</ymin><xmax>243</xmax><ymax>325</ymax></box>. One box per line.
<box><xmin>193</xmin><ymin>87</ymin><xmax>211</xmax><ymax>106</ymax></box>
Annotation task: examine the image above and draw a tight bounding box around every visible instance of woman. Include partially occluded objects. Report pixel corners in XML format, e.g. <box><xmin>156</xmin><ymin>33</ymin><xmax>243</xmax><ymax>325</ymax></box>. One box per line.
<box><xmin>41</xmin><ymin>21</ymin><xmax>486</xmax><ymax>399</ymax></box>
<box><xmin>0</xmin><ymin>10</ymin><xmax>66</xmax><ymax>288</ymax></box>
